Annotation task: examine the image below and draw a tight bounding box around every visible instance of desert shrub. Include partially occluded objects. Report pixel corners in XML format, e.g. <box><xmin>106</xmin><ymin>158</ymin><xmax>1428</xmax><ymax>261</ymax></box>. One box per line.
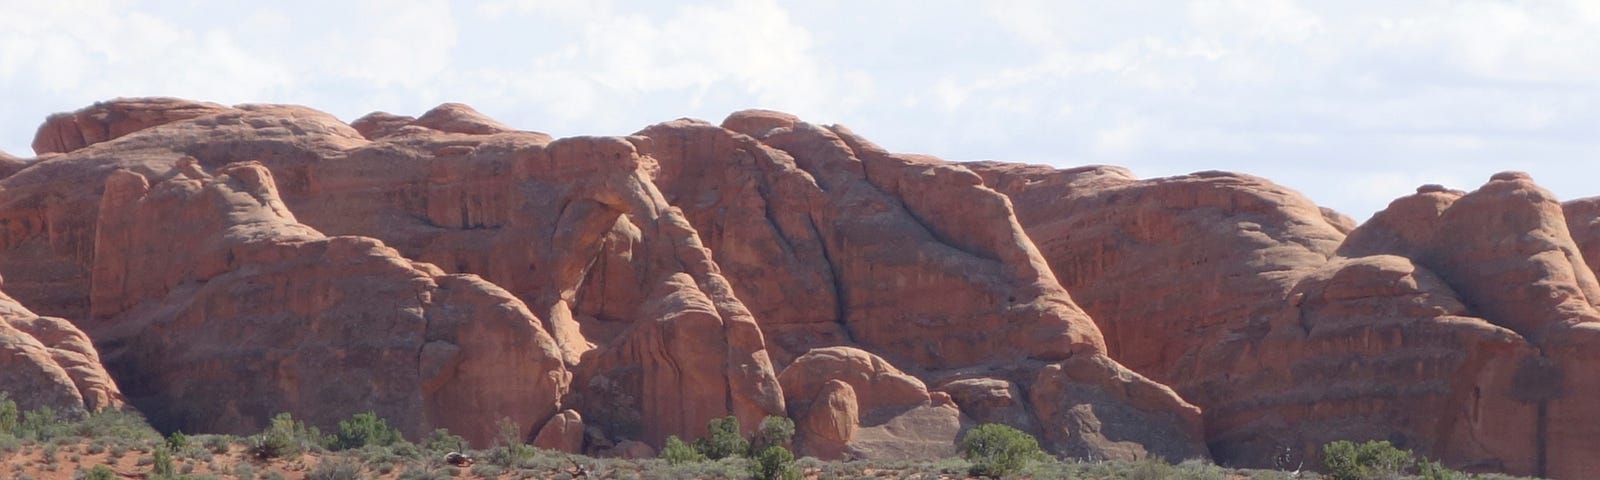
<box><xmin>423</xmin><ymin>428</ymin><xmax>468</xmax><ymax>454</ymax></box>
<box><xmin>960</xmin><ymin>423</ymin><xmax>1048</xmax><ymax>478</ymax></box>
<box><xmin>1174</xmin><ymin>458</ymin><xmax>1228</xmax><ymax>480</ymax></box>
<box><xmin>485</xmin><ymin>417</ymin><xmax>535</xmax><ymax>466</ymax></box>
<box><xmin>1417</xmin><ymin>459</ymin><xmax>1468</xmax><ymax>480</ymax></box>
<box><xmin>231</xmin><ymin>462</ymin><xmax>257</xmax><ymax>480</ymax></box>
<box><xmin>308</xmin><ymin>457</ymin><xmax>365</xmax><ymax>480</ymax></box>
<box><xmin>749</xmin><ymin>445</ymin><xmax>800</xmax><ymax>480</ymax></box>
<box><xmin>74</xmin><ymin>410</ymin><xmax>161</xmax><ymax>442</ymax></box>
<box><xmin>0</xmin><ymin>394</ymin><xmax>18</xmax><ymax>434</ymax></box>
<box><xmin>81</xmin><ymin>465</ymin><xmax>117</xmax><ymax>480</ymax></box>
<box><xmin>166</xmin><ymin>431</ymin><xmax>188</xmax><ymax>451</ymax></box>
<box><xmin>248</xmin><ymin>412</ymin><xmax>331</xmax><ymax>459</ymax></box>
<box><xmin>333</xmin><ymin>412</ymin><xmax>404</xmax><ymax>450</ymax></box>
<box><xmin>695</xmin><ymin>416</ymin><xmax>749</xmax><ymax>460</ymax></box>
<box><xmin>1322</xmin><ymin>440</ymin><xmax>1414</xmax><ymax>480</ymax></box>
<box><xmin>398</xmin><ymin>467</ymin><xmax>452</xmax><ymax>480</ymax></box>
<box><xmin>152</xmin><ymin>444</ymin><xmax>176</xmax><ymax>478</ymax></box>
<box><xmin>471</xmin><ymin>463</ymin><xmax>508</xmax><ymax>477</ymax></box>
<box><xmin>660</xmin><ymin>435</ymin><xmax>705</xmax><ymax>465</ymax></box>
<box><xmin>199</xmin><ymin>434</ymin><xmax>232</xmax><ymax>454</ymax></box>
<box><xmin>647</xmin><ymin>456</ymin><xmax>752</xmax><ymax>479</ymax></box>
<box><xmin>1127</xmin><ymin>458</ymin><xmax>1174</xmax><ymax>480</ymax></box>
<box><xmin>19</xmin><ymin>405</ymin><xmax>70</xmax><ymax>440</ymax></box>
<box><xmin>751</xmin><ymin>416</ymin><xmax>795</xmax><ymax>453</ymax></box>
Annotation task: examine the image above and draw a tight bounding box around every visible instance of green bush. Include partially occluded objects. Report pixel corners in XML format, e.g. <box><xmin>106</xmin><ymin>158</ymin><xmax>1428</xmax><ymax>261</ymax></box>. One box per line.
<box><xmin>422</xmin><ymin>428</ymin><xmax>467</xmax><ymax>454</ymax></box>
<box><xmin>695</xmin><ymin>416</ymin><xmax>749</xmax><ymax>460</ymax></box>
<box><xmin>660</xmin><ymin>435</ymin><xmax>705</xmax><ymax>465</ymax></box>
<box><xmin>1174</xmin><ymin>458</ymin><xmax>1227</xmax><ymax>480</ymax></box>
<box><xmin>333</xmin><ymin>412</ymin><xmax>404</xmax><ymax>450</ymax></box>
<box><xmin>152</xmin><ymin>443</ymin><xmax>175</xmax><ymax>478</ymax></box>
<box><xmin>484</xmin><ymin>417</ymin><xmax>535</xmax><ymax>466</ymax></box>
<box><xmin>308</xmin><ymin>457</ymin><xmax>365</xmax><ymax>480</ymax></box>
<box><xmin>1417</xmin><ymin>459</ymin><xmax>1468</xmax><ymax>480</ymax></box>
<box><xmin>82</xmin><ymin>464</ymin><xmax>118</xmax><ymax>480</ymax></box>
<box><xmin>166</xmin><ymin>431</ymin><xmax>188</xmax><ymax>451</ymax></box>
<box><xmin>0</xmin><ymin>394</ymin><xmax>17</xmax><ymax>435</ymax></box>
<box><xmin>751</xmin><ymin>416</ymin><xmax>795</xmax><ymax>453</ymax></box>
<box><xmin>960</xmin><ymin>423</ymin><xmax>1048</xmax><ymax>478</ymax></box>
<box><xmin>248</xmin><ymin>412</ymin><xmax>331</xmax><ymax>459</ymax></box>
<box><xmin>74</xmin><ymin>410</ymin><xmax>161</xmax><ymax>442</ymax></box>
<box><xmin>1127</xmin><ymin>458</ymin><xmax>1174</xmax><ymax>480</ymax></box>
<box><xmin>750</xmin><ymin>445</ymin><xmax>801</xmax><ymax>480</ymax></box>
<box><xmin>19</xmin><ymin>405</ymin><xmax>70</xmax><ymax>440</ymax></box>
<box><xmin>1322</xmin><ymin>440</ymin><xmax>1415</xmax><ymax>480</ymax></box>
<box><xmin>200</xmin><ymin>434</ymin><xmax>233</xmax><ymax>454</ymax></box>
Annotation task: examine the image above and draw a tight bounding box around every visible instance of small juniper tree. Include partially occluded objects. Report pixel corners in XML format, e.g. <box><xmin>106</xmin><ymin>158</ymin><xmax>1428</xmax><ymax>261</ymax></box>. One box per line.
<box><xmin>694</xmin><ymin>416</ymin><xmax>749</xmax><ymax>460</ymax></box>
<box><xmin>333</xmin><ymin>412</ymin><xmax>404</xmax><ymax>450</ymax></box>
<box><xmin>660</xmin><ymin>435</ymin><xmax>705</xmax><ymax>465</ymax></box>
<box><xmin>960</xmin><ymin>423</ymin><xmax>1048</xmax><ymax>478</ymax></box>
<box><xmin>751</xmin><ymin>416</ymin><xmax>796</xmax><ymax>453</ymax></box>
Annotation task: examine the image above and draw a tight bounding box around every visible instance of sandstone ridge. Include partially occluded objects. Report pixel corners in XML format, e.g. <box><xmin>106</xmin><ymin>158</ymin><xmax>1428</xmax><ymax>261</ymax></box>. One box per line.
<box><xmin>1</xmin><ymin>98</ymin><xmax>1597</xmax><ymax>479</ymax></box>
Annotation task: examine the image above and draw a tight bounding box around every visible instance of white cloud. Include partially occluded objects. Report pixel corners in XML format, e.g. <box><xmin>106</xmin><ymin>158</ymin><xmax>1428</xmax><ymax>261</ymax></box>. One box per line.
<box><xmin>4</xmin><ymin>0</ymin><xmax>1600</xmax><ymax>219</ymax></box>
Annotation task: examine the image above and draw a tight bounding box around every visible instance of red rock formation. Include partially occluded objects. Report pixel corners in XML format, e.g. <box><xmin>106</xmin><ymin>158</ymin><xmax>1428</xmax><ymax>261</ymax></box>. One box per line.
<box><xmin>32</xmin><ymin>98</ymin><xmax>1600</xmax><ymax>478</ymax></box>
<box><xmin>85</xmin><ymin>162</ymin><xmax>569</xmax><ymax>445</ymax></box>
<box><xmin>0</xmin><ymin>150</ymin><xmax>26</xmax><ymax>179</ymax></box>
<box><xmin>777</xmin><ymin>347</ymin><xmax>962</xmax><ymax>460</ymax></box>
<box><xmin>976</xmin><ymin>161</ymin><xmax>1600</xmax><ymax>477</ymax></box>
<box><xmin>409</xmin><ymin>103</ymin><xmax>519</xmax><ymax>136</ymax></box>
<box><xmin>934</xmin><ymin>377</ymin><xmax>1036</xmax><ymax>436</ymax></box>
<box><xmin>635</xmin><ymin>111</ymin><xmax>1204</xmax><ymax>461</ymax></box>
<box><xmin>796</xmin><ymin>379</ymin><xmax>860</xmax><ymax>459</ymax></box>
<box><xmin>533</xmin><ymin>409</ymin><xmax>586</xmax><ymax>453</ymax></box>
<box><xmin>1030</xmin><ymin>353</ymin><xmax>1206</xmax><ymax>462</ymax></box>
<box><xmin>0</xmin><ymin>285</ymin><xmax>124</xmax><ymax>413</ymax></box>
<box><xmin>0</xmin><ymin>99</ymin><xmax>788</xmax><ymax>453</ymax></box>
<box><xmin>31</xmin><ymin>98</ymin><xmax>230</xmax><ymax>155</ymax></box>
<box><xmin>641</xmin><ymin>112</ymin><xmax>1105</xmax><ymax>370</ymax></box>
<box><xmin>348</xmin><ymin>112</ymin><xmax>416</xmax><ymax>140</ymax></box>
<box><xmin>1343</xmin><ymin>173</ymin><xmax>1600</xmax><ymax>478</ymax></box>
<box><xmin>0</xmin><ymin>99</ymin><xmax>1214</xmax><ymax>463</ymax></box>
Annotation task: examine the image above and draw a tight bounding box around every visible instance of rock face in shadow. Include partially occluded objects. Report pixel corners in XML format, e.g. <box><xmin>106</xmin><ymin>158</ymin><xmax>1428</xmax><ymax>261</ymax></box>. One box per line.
<box><xmin>1030</xmin><ymin>353</ymin><xmax>1207</xmax><ymax>462</ymax></box>
<box><xmin>85</xmin><ymin>162</ymin><xmax>569</xmax><ymax>446</ymax></box>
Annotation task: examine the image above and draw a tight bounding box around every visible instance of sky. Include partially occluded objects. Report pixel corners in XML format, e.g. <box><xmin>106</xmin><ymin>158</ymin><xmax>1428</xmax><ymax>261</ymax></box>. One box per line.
<box><xmin>3</xmin><ymin>0</ymin><xmax>1599</xmax><ymax>220</ymax></box>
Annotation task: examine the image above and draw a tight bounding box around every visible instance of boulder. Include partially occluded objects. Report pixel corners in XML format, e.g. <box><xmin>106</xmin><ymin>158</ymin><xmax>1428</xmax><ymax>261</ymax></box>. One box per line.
<box><xmin>1030</xmin><ymin>354</ymin><xmax>1206</xmax><ymax>462</ymax></box>
<box><xmin>348</xmin><ymin>111</ymin><xmax>416</xmax><ymax>140</ymax></box>
<box><xmin>778</xmin><ymin>347</ymin><xmax>962</xmax><ymax>460</ymax></box>
<box><xmin>0</xmin><ymin>286</ymin><xmax>124</xmax><ymax>414</ymax></box>
<box><xmin>532</xmin><ymin>409</ymin><xmax>586</xmax><ymax>453</ymax></box>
